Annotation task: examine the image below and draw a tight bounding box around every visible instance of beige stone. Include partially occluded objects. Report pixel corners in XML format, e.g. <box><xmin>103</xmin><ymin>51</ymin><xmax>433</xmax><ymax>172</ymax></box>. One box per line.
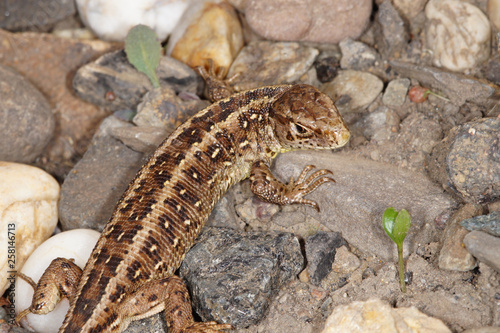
<box><xmin>168</xmin><ymin>0</ymin><xmax>244</xmax><ymax>77</ymax></box>
<box><xmin>322</xmin><ymin>298</ymin><xmax>451</xmax><ymax>333</ymax></box>
<box><xmin>0</xmin><ymin>162</ymin><xmax>60</xmax><ymax>295</ymax></box>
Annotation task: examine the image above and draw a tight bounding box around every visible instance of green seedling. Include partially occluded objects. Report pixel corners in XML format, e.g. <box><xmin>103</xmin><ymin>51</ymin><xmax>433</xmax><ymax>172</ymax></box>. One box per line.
<box><xmin>382</xmin><ymin>207</ymin><xmax>411</xmax><ymax>292</ymax></box>
<box><xmin>125</xmin><ymin>24</ymin><xmax>161</xmax><ymax>89</ymax></box>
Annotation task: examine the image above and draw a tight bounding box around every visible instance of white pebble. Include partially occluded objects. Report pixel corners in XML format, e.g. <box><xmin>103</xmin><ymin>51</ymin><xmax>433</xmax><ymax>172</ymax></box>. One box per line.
<box><xmin>425</xmin><ymin>0</ymin><xmax>490</xmax><ymax>72</ymax></box>
<box><xmin>76</xmin><ymin>0</ymin><xmax>189</xmax><ymax>41</ymax></box>
<box><xmin>15</xmin><ymin>229</ymin><xmax>100</xmax><ymax>333</ymax></box>
<box><xmin>0</xmin><ymin>162</ymin><xmax>59</xmax><ymax>296</ymax></box>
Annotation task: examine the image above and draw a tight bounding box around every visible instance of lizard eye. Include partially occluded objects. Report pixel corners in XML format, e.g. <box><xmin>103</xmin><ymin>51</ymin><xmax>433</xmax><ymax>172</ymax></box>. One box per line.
<box><xmin>294</xmin><ymin>123</ymin><xmax>308</xmax><ymax>134</ymax></box>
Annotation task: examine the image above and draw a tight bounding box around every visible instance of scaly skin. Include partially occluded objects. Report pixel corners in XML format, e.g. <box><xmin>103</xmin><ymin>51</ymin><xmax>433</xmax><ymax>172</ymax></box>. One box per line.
<box><xmin>19</xmin><ymin>84</ymin><xmax>350</xmax><ymax>333</ymax></box>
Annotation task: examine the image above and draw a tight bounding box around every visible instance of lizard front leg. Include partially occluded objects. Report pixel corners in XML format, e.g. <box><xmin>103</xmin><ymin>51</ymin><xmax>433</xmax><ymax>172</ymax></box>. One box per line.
<box><xmin>249</xmin><ymin>160</ymin><xmax>335</xmax><ymax>212</ymax></box>
<box><xmin>16</xmin><ymin>258</ymin><xmax>82</xmax><ymax>323</ymax></box>
<box><xmin>120</xmin><ymin>275</ymin><xmax>232</xmax><ymax>333</ymax></box>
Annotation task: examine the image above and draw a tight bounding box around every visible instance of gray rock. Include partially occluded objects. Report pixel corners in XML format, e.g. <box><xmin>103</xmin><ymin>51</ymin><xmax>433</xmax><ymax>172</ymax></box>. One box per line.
<box><xmin>353</xmin><ymin>106</ymin><xmax>400</xmax><ymax>143</ymax></box>
<box><xmin>110</xmin><ymin>125</ymin><xmax>167</xmax><ymax>154</ymax></box>
<box><xmin>305</xmin><ymin>232</ymin><xmax>347</xmax><ymax>285</ymax></box>
<box><xmin>272</xmin><ymin>151</ymin><xmax>456</xmax><ymax>261</ymax></box>
<box><xmin>382</xmin><ymin>78</ymin><xmax>411</xmax><ymax>107</ymax></box>
<box><xmin>227</xmin><ymin>41</ymin><xmax>318</xmax><ymax>89</ymax></box>
<box><xmin>374</xmin><ymin>0</ymin><xmax>410</xmax><ymax>59</ymax></box>
<box><xmin>446</xmin><ymin>118</ymin><xmax>500</xmax><ymax>204</ymax></box>
<box><xmin>73</xmin><ymin>51</ymin><xmax>203</xmax><ymax>111</ymax></box>
<box><xmin>460</xmin><ymin>211</ymin><xmax>500</xmax><ymax>237</ymax></box>
<box><xmin>59</xmin><ymin>116</ymin><xmax>145</xmax><ymax>231</ymax></box>
<box><xmin>390</xmin><ymin>60</ymin><xmax>500</xmax><ymax>107</ymax></box>
<box><xmin>180</xmin><ymin>227</ymin><xmax>304</xmax><ymax>328</ymax></box>
<box><xmin>464</xmin><ymin>231</ymin><xmax>500</xmax><ymax>273</ymax></box>
<box><xmin>321</xmin><ymin>70</ymin><xmax>384</xmax><ymax>114</ymax></box>
<box><xmin>0</xmin><ymin>0</ymin><xmax>76</xmax><ymax>31</ymax></box>
<box><xmin>0</xmin><ymin>65</ymin><xmax>55</xmax><ymax>163</ymax></box>
<box><xmin>339</xmin><ymin>38</ymin><xmax>380</xmax><ymax>71</ymax></box>
<box><xmin>438</xmin><ymin>204</ymin><xmax>481</xmax><ymax>271</ymax></box>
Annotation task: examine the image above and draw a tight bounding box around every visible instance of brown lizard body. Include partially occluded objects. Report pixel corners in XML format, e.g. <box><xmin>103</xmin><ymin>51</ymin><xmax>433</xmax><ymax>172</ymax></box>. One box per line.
<box><xmin>18</xmin><ymin>83</ymin><xmax>350</xmax><ymax>332</ymax></box>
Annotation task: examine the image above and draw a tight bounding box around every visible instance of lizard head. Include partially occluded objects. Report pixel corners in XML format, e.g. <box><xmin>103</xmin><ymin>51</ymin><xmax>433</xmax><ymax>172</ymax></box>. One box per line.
<box><xmin>270</xmin><ymin>84</ymin><xmax>350</xmax><ymax>151</ymax></box>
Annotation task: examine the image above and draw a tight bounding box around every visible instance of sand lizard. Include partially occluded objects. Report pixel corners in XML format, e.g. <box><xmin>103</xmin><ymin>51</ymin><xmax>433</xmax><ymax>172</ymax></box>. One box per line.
<box><xmin>17</xmin><ymin>78</ymin><xmax>350</xmax><ymax>332</ymax></box>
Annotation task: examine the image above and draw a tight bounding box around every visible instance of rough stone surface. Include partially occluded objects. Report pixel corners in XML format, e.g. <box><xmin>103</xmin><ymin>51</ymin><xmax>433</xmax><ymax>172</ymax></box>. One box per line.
<box><xmin>0</xmin><ymin>65</ymin><xmax>55</xmax><ymax>163</ymax></box>
<box><xmin>374</xmin><ymin>0</ymin><xmax>410</xmax><ymax>59</ymax></box>
<box><xmin>425</xmin><ymin>0</ymin><xmax>491</xmax><ymax>72</ymax></box>
<box><xmin>464</xmin><ymin>231</ymin><xmax>500</xmax><ymax>273</ymax></box>
<box><xmin>321</xmin><ymin>298</ymin><xmax>451</xmax><ymax>333</ymax></box>
<box><xmin>305</xmin><ymin>232</ymin><xmax>347</xmax><ymax>286</ymax></box>
<box><xmin>321</xmin><ymin>70</ymin><xmax>384</xmax><ymax>114</ymax></box>
<box><xmin>272</xmin><ymin>151</ymin><xmax>455</xmax><ymax>261</ymax></box>
<box><xmin>0</xmin><ymin>162</ymin><xmax>60</xmax><ymax>296</ymax></box>
<box><xmin>180</xmin><ymin>227</ymin><xmax>304</xmax><ymax>328</ymax></box>
<box><xmin>227</xmin><ymin>41</ymin><xmax>318</xmax><ymax>89</ymax></box>
<box><xmin>59</xmin><ymin>116</ymin><xmax>145</xmax><ymax>231</ymax></box>
<box><xmin>461</xmin><ymin>211</ymin><xmax>500</xmax><ymax>237</ymax></box>
<box><xmin>339</xmin><ymin>38</ymin><xmax>380</xmax><ymax>71</ymax></box>
<box><xmin>390</xmin><ymin>60</ymin><xmax>500</xmax><ymax>107</ymax></box>
<box><xmin>73</xmin><ymin>51</ymin><xmax>203</xmax><ymax>112</ymax></box>
<box><xmin>245</xmin><ymin>0</ymin><xmax>372</xmax><ymax>44</ymax></box>
<box><xmin>438</xmin><ymin>204</ymin><xmax>482</xmax><ymax>271</ymax></box>
<box><xmin>0</xmin><ymin>0</ymin><xmax>76</xmax><ymax>31</ymax></box>
<box><xmin>446</xmin><ymin>118</ymin><xmax>500</xmax><ymax>204</ymax></box>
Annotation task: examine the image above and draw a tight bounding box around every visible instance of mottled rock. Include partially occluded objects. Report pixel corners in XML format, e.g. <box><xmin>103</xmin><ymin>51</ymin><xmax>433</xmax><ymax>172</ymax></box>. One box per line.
<box><xmin>167</xmin><ymin>0</ymin><xmax>243</xmax><ymax>78</ymax></box>
<box><xmin>390</xmin><ymin>60</ymin><xmax>500</xmax><ymax>107</ymax></box>
<box><xmin>393</xmin><ymin>0</ymin><xmax>428</xmax><ymax>20</ymax></box>
<box><xmin>485</xmin><ymin>57</ymin><xmax>500</xmax><ymax>86</ymax></box>
<box><xmin>339</xmin><ymin>38</ymin><xmax>380</xmax><ymax>71</ymax></box>
<box><xmin>446</xmin><ymin>118</ymin><xmax>500</xmax><ymax>204</ymax></box>
<box><xmin>314</xmin><ymin>52</ymin><xmax>340</xmax><ymax>83</ymax></box>
<box><xmin>73</xmin><ymin>51</ymin><xmax>203</xmax><ymax>112</ymax></box>
<box><xmin>0</xmin><ymin>65</ymin><xmax>55</xmax><ymax>163</ymax></box>
<box><xmin>460</xmin><ymin>211</ymin><xmax>500</xmax><ymax>237</ymax></box>
<box><xmin>464</xmin><ymin>231</ymin><xmax>500</xmax><ymax>273</ymax></box>
<box><xmin>374</xmin><ymin>0</ymin><xmax>410</xmax><ymax>59</ymax></box>
<box><xmin>0</xmin><ymin>162</ymin><xmax>59</xmax><ymax>295</ymax></box>
<box><xmin>0</xmin><ymin>0</ymin><xmax>76</xmax><ymax>31</ymax></box>
<box><xmin>76</xmin><ymin>0</ymin><xmax>188</xmax><ymax>41</ymax></box>
<box><xmin>227</xmin><ymin>41</ymin><xmax>318</xmax><ymax>89</ymax></box>
<box><xmin>15</xmin><ymin>229</ymin><xmax>100</xmax><ymax>332</ymax></box>
<box><xmin>59</xmin><ymin>116</ymin><xmax>145</xmax><ymax>231</ymax></box>
<box><xmin>245</xmin><ymin>0</ymin><xmax>371</xmax><ymax>44</ymax></box>
<box><xmin>438</xmin><ymin>204</ymin><xmax>482</xmax><ymax>271</ymax></box>
<box><xmin>353</xmin><ymin>106</ymin><xmax>400</xmax><ymax>143</ymax></box>
<box><xmin>272</xmin><ymin>151</ymin><xmax>455</xmax><ymax>261</ymax></box>
<box><xmin>180</xmin><ymin>227</ymin><xmax>304</xmax><ymax>328</ymax></box>
<box><xmin>321</xmin><ymin>298</ymin><xmax>451</xmax><ymax>333</ymax></box>
<box><xmin>383</xmin><ymin>78</ymin><xmax>410</xmax><ymax>107</ymax></box>
<box><xmin>321</xmin><ymin>70</ymin><xmax>384</xmax><ymax>114</ymax></box>
<box><xmin>463</xmin><ymin>327</ymin><xmax>500</xmax><ymax>333</ymax></box>
<box><xmin>305</xmin><ymin>232</ymin><xmax>347</xmax><ymax>285</ymax></box>
<box><xmin>425</xmin><ymin>0</ymin><xmax>490</xmax><ymax>72</ymax></box>
<box><xmin>133</xmin><ymin>87</ymin><xmax>209</xmax><ymax>133</ymax></box>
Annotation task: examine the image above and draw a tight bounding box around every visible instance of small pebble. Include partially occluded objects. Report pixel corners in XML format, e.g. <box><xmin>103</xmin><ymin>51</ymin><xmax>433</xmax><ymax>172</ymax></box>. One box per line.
<box><xmin>425</xmin><ymin>0</ymin><xmax>490</xmax><ymax>72</ymax></box>
<box><xmin>460</xmin><ymin>211</ymin><xmax>500</xmax><ymax>237</ymax></box>
<box><xmin>321</xmin><ymin>299</ymin><xmax>451</xmax><ymax>333</ymax></box>
<box><xmin>464</xmin><ymin>231</ymin><xmax>500</xmax><ymax>274</ymax></box>
<box><xmin>305</xmin><ymin>232</ymin><xmax>347</xmax><ymax>286</ymax></box>
<box><xmin>339</xmin><ymin>38</ymin><xmax>380</xmax><ymax>71</ymax></box>
<box><xmin>321</xmin><ymin>70</ymin><xmax>383</xmax><ymax>113</ymax></box>
<box><xmin>374</xmin><ymin>0</ymin><xmax>409</xmax><ymax>59</ymax></box>
<box><xmin>382</xmin><ymin>78</ymin><xmax>410</xmax><ymax>107</ymax></box>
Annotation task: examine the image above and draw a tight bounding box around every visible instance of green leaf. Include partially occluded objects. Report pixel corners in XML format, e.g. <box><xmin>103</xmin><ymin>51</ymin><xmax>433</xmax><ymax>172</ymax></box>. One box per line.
<box><xmin>382</xmin><ymin>207</ymin><xmax>398</xmax><ymax>243</ymax></box>
<box><xmin>125</xmin><ymin>24</ymin><xmax>161</xmax><ymax>89</ymax></box>
<box><xmin>393</xmin><ymin>209</ymin><xmax>411</xmax><ymax>244</ymax></box>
